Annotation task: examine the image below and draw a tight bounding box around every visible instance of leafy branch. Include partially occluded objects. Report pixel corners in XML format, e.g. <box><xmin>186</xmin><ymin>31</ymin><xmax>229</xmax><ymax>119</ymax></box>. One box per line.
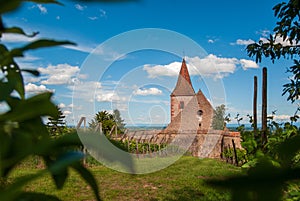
<box><xmin>246</xmin><ymin>0</ymin><xmax>300</xmax><ymax>103</ymax></box>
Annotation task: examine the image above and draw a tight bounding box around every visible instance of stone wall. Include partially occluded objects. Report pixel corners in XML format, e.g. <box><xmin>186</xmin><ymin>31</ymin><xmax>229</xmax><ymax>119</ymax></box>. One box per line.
<box><xmin>170</xmin><ymin>95</ymin><xmax>194</xmax><ymax>122</ymax></box>
<box><xmin>157</xmin><ymin>129</ymin><xmax>242</xmax><ymax>158</ymax></box>
<box><xmin>196</xmin><ymin>90</ymin><xmax>214</xmax><ymax>130</ymax></box>
<box><xmin>121</xmin><ymin>129</ymin><xmax>242</xmax><ymax>159</ymax></box>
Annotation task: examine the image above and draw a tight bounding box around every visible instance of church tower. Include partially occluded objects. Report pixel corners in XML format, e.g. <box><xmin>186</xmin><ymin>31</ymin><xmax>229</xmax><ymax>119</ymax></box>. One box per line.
<box><xmin>170</xmin><ymin>58</ymin><xmax>195</xmax><ymax>121</ymax></box>
<box><xmin>167</xmin><ymin>58</ymin><xmax>214</xmax><ymax>131</ymax></box>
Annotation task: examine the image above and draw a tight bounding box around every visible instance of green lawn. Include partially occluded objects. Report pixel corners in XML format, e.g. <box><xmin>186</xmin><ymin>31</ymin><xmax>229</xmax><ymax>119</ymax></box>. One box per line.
<box><xmin>11</xmin><ymin>156</ymin><xmax>242</xmax><ymax>201</ymax></box>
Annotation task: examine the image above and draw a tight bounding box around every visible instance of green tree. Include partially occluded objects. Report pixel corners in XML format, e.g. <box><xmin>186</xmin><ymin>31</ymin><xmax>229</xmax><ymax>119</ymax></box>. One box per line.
<box><xmin>246</xmin><ymin>0</ymin><xmax>300</xmax><ymax>103</ymax></box>
<box><xmin>89</xmin><ymin>110</ymin><xmax>115</xmax><ymax>135</ymax></box>
<box><xmin>113</xmin><ymin>109</ymin><xmax>126</xmax><ymax>133</ymax></box>
<box><xmin>212</xmin><ymin>104</ymin><xmax>226</xmax><ymax>130</ymax></box>
<box><xmin>47</xmin><ymin>105</ymin><xmax>66</xmax><ymax>137</ymax></box>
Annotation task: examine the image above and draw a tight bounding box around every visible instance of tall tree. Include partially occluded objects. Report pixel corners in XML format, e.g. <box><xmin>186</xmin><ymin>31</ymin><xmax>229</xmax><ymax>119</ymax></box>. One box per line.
<box><xmin>212</xmin><ymin>104</ymin><xmax>226</xmax><ymax>130</ymax></box>
<box><xmin>247</xmin><ymin>0</ymin><xmax>300</xmax><ymax>103</ymax></box>
<box><xmin>89</xmin><ymin>110</ymin><xmax>115</xmax><ymax>135</ymax></box>
<box><xmin>47</xmin><ymin>105</ymin><xmax>66</xmax><ymax>137</ymax></box>
<box><xmin>113</xmin><ymin>109</ymin><xmax>126</xmax><ymax>133</ymax></box>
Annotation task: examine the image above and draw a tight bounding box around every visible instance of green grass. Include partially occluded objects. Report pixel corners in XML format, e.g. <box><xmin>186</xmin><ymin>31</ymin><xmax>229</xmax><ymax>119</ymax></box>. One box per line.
<box><xmin>10</xmin><ymin>156</ymin><xmax>243</xmax><ymax>201</ymax></box>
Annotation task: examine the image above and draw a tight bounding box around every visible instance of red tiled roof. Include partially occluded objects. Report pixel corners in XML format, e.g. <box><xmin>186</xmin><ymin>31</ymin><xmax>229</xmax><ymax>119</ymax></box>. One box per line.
<box><xmin>171</xmin><ymin>59</ymin><xmax>195</xmax><ymax>96</ymax></box>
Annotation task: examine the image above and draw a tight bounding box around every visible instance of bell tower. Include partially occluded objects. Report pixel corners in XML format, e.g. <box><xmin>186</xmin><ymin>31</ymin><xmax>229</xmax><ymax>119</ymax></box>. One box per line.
<box><xmin>170</xmin><ymin>58</ymin><xmax>195</xmax><ymax>121</ymax></box>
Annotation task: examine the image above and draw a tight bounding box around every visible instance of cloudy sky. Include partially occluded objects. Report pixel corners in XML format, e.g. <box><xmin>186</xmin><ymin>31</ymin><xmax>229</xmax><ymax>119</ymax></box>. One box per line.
<box><xmin>2</xmin><ymin>0</ymin><xmax>298</xmax><ymax>126</ymax></box>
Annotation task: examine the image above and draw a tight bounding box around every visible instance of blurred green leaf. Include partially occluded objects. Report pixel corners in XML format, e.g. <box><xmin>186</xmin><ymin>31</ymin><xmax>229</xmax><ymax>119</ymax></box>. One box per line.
<box><xmin>1</xmin><ymin>26</ymin><xmax>39</xmax><ymax>37</ymax></box>
<box><xmin>10</xmin><ymin>39</ymin><xmax>76</xmax><ymax>57</ymax></box>
<box><xmin>0</xmin><ymin>82</ymin><xmax>14</xmax><ymax>101</ymax></box>
<box><xmin>0</xmin><ymin>0</ymin><xmax>62</xmax><ymax>14</ymax></box>
<box><xmin>71</xmin><ymin>162</ymin><xmax>101</xmax><ymax>201</ymax></box>
<box><xmin>0</xmin><ymin>92</ymin><xmax>58</xmax><ymax>122</ymax></box>
<box><xmin>16</xmin><ymin>192</ymin><xmax>62</xmax><ymax>201</ymax></box>
<box><xmin>5</xmin><ymin>62</ymin><xmax>25</xmax><ymax>99</ymax></box>
<box><xmin>0</xmin><ymin>0</ymin><xmax>22</xmax><ymax>14</ymax></box>
<box><xmin>21</xmin><ymin>69</ymin><xmax>40</xmax><ymax>76</ymax></box>
<box><xmin>27</xmin><ymin>0</ymin><xmax>63</xmax><ymax>5</ymax></box>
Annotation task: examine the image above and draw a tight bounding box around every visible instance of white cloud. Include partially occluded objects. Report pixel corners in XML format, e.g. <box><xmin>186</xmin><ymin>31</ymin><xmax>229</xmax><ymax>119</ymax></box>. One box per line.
<box><xmin>234</xmin><ymin>32</ymin><xmax>298</xmax><ymax>47</ymax></box>
<box><xmin>71</xmin><ymin>81</ymin><xmax>102</xmax><ymax>102</ymax></box>
<box><xmin>143</xmin><ymin>62</ymin><xmax>181</xmax><ymax>78</ymax></box>
<box><xmin>144</xmin><ymin>55</ymin><xmax>259</xmax><ymax>79</ymax></box>
<box><xmin>96</xmin><ymin>92</ymin><xmax>126</xmax><ymax>102</ymax></box>
<box><xmin>63</xmin><ymin>43</ymin><xmax>95</xmax><ymax>53</ymax></box>
<box><xmin>62</xmin><ymin>44</ymin><xmax>125</xmax><ymax>61</ymax></box>
<box><xmin>63</xmin><ymin>110</ymin><xmax>72</xmax><ymax>116</ymax></box>
<box><xmin>38</xmin><ymin>64</ymin><xmax>80</xmax><ymax>85</ymax></box>
<box><xmin>25</xmin><ymin>83</ymin><xmax>54</xmax><ymax>93</ymax></box>
<box><xmin>88</xmin><ymin>16</ymin><xmax>98</xmax><ymax>20</ymax></box>
<box><xmin>256</xmin><ymin>29</ymin><xmax>270</xmax><ymax>37</ymax></box>
<box><xmin>272</xmin><ymin>114</ymin><xmax>291</xmax><ymax>121</ymax></box>
<box><xmin>240</xmin><ymin>59</ymin><xmax>259</xmax><ymax>69</ymax></box>
<box><xmin>231</xmin><ymin>39</ymin><xmax>255</xmax><ymax>46</ymax></box>
<box><xmin>1</xmin><ymin>33</ymin><xmax>35</xmax><ymax>43</ymax></box>
<box><xmin>58</xmin><ymin>103</ymin><xmax>66</xmax><ymax>108</ymax></box>
<box><xmin>75</xmin><ymin>4</ymin><xmax>86</xmax><ymax>11</ymax></box>
<box><xmin>24</xmin><ymin>77</ymin><xmax>41</xmax><ymax>83</ymax></box>
<box><xmin>259</xmin><ymin>35</ymin><xmax>298</xmax><ymax>46</ymax></box>
<box><xmin>56</xmin><ymin>16</ymin><xmax>60</xmax><ymax>20</ymax></box>
<box><xmin>37</xmin><ymin>4</ymin><xmax>47</xmax><ymax>14</ymax></box>
<box><xmin>188</xmin><ymin>55</ymin><xmax>238</xmax><ymax>77</ymax></box>
<box><xmin>134</xmin><ymin>88</ymin><xmax>163</xmax><ymax>96</ymax></box>
<box><xmin>208</xmin><ymin>39</ymin><xmax>215</xmax><ymax>43</ymax></box>
<box><xmin>100</xmin><ymin>9</ymin><xmax>107</xmax><ymax>18</ymax></box>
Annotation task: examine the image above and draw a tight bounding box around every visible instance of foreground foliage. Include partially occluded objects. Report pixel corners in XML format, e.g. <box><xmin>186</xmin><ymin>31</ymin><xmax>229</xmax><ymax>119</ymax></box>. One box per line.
<box><xmin>0</xmin><ymin>0</ymin><xmax>133</xmax><ymax>200</ymax></box>
<box><xmin>209</xmin><ymin>1</ymin><xmax>300</xmax><ymax>200</ymax></box>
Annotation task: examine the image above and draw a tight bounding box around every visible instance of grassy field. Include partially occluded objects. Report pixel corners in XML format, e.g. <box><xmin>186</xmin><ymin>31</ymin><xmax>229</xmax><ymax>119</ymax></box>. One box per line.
<box><xmin>10</xmin><ymin>156</ymin><xmax>242</xmax><ymax>201</ymax></box>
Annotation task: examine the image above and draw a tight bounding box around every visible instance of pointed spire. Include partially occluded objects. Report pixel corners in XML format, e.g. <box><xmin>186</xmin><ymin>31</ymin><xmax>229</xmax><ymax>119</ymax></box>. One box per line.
<box><xmin>171</xmin><ymin>58</ymin><xmax>195</xmax><ymax>96</ymax></box>
<box><xmin>179</xmin><ymin>58</ymin><xmax>192</xmax><ymax>86</ymax></box>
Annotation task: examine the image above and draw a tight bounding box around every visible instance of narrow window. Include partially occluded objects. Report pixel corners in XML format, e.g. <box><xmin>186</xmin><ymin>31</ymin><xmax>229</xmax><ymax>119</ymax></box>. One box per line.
<box><xmin>179</xmin><ymin>101</ymin><xmax>184</xmax><ymax>109</ymax></box>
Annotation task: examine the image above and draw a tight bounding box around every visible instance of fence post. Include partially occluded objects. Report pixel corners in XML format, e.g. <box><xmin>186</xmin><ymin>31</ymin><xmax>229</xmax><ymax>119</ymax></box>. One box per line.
<box><xmin>253</xmin><ymin>76</ymin><xmax>258</xmax><ymax>136</ymax></box>
<box><xmin>262</xmin><ymin>67</ymin><xmax>268</xmax><ymax>146</ymax></box>
<box><xmin>232</xmin><ymin>139</ymin><xmax>238</xmax><ymax>166</ymax></box>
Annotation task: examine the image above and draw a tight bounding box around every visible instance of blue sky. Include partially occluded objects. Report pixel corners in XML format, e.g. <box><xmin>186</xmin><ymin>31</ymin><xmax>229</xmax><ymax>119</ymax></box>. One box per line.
<box><xmin>1</xmin><ymin>0</ymin><xmax>298</xmax><ymax>126</ymax></box>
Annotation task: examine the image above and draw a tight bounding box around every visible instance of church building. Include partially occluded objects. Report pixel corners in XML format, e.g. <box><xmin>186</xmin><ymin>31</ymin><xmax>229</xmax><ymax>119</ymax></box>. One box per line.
<box><xmin>166</xmin><ymin>58</ymin><xmax>214</xmax><ymax>131</ymax></box>
<box><xmin>158</xmin><ymin>58</ymin><xmax>241</xmax><ymax>158</ymax></box>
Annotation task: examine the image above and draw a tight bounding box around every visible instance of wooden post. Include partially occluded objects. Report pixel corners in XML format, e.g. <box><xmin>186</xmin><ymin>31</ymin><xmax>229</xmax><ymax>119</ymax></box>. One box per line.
<box><xmin>220</xmin><ymin>136</ymin><xmax>224</xmax><ymax>159</ymax></box>
<box><xmin>76</xmin><ymin>117</ymin><xmax>87</xmax><ymax>166</ymax></box>
<box><xmin>76</xmin><ymin>116</ymin><xmax>86</xmax><ymax>130</ymax></box>
<box><xmin>253</xmin><ymin>76</ymin><xmax>258</xmax><ymax>136</ymax></box>
<box><xmin>232</xmin><ymin>139</ymin><xmax>238</xmax><ymax>166</ymax></box>
<box><xmin>108</xmin><ymin>125</ymin><xmax>115</xmax><ymax>137</ymax></box>
<box><xmin>99</xmin><ymin>122</ymin><xmax>103</xmax><ymax>134</ymax></box>
<box><xmin>136</xmin><ymin>139</ymin><xmax>139</xmax><ymax>157</ymax></box>
<box><xmin>262</xmin><ymin>67</ymin><xmax>268</xmax><ymax>146</ymax></box>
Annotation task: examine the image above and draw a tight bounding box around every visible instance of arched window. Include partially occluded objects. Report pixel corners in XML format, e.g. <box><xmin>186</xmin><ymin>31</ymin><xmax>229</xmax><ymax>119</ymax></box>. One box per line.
<box><xmin>197</xmin><ymin>110</ymin><xmax>203</xmax><ymax>116</ymax></box>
